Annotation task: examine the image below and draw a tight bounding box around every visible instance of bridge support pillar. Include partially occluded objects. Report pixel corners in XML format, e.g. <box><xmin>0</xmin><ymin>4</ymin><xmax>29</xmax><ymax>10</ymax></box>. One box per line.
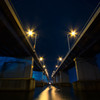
<box><xmin>53</xmin><ymin>71</ymin><xmax>71</xmax><ymax>86</ymax></box>
<box><xmin>73</xmin><ymin>57</ymin><xmax>100</xmax><ymax>91</ymax></box>
<box><xmin>55</xmin><ymin>74</ymin><xmax>60</xmax><ymax>83</ymax></box>
<box><xmin>52</xmin><ymin>77</ymin><xmax>56</xmax><ymax>84</ymax></box>
<box><xmin>59</xmin><ymin>71</ymin><xmax>71</xmax><ymax>86</ymax></box>
<box><xmin>0</xmin><ymin>57</ymin><xmax>35</xmax><ymax>91</ymax></box>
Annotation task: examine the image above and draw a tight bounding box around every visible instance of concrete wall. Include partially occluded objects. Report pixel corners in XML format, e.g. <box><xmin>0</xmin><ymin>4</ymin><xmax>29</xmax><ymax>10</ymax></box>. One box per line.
<box><xmin>55</xmin><ymin>74</ymin><xmax>60</xmax><ymax>83</ymax></box>
<box><xmin>32</xmin><ymin>71</ymin><xmax>43</xmax><ymax>81</ymax></box>
<box><xmin>60</xmin><ymin>71</ymin><xmax>69</xmax><ymax>83</ymax></box>
<box><xmin>53</xmin><ymin>77</ymin><xmax>56</xmax><ymax>83</ymax></box>
<box><xmin>73</xmin><ymin>57</ymin><xmax>100</xmax><ymax>91</ymax></box>
<box><xmin>75</xmin><ymin>57</ymin><xmax>100</xmax><ymax>81</ymax></box>
<box><xmin>43</xmin><ymin>74</ymin><xmax>48</xmax><ymax>83</ymax></box>
<box><xmin>0</xmin><ymin>57</ymin><xmax>34</xmax><ymax>78</ymax></box>
<box><xmin>0</xmin><ymin>78</ymin><xmax>35</xmax><ymax>91</ymax></box>
<box><xmin>0</xmin><ymin>57</ymin><xmax>35</xmax><ymax>91</ymax></box>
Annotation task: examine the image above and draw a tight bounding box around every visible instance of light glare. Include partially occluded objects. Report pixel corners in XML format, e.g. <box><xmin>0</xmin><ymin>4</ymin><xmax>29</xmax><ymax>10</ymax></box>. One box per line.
<box><xmin>39</xmin><ymin>57</ymin><xmax>44</xmax><ymax>61</ymax></box>
<box><xmin>26</xmin><ymin>28</ymin><xmax>35</xmax><ymax>37</ymax></box>
<box><xmin>58</xmin><ymin>57</ymin><xmax>63</xmax><ymax>61</ymax></box>
<box><xmin>55</xmin><ymin>65</ymin><xmax>58</xmax><ymax>68</ymax></box>
<box><xmin>43</xmin><ymin>65</ymin><xmax>46</xmax><ymax>68</ymax></box>
<box><xmin>69</xmin><ymin>29</ymin><xmax>77</xmax><ymax>37</ymax></box>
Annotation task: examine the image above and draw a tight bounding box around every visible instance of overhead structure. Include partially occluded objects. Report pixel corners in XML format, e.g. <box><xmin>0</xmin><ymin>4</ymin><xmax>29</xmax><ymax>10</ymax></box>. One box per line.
<box><xmin>52</xmin><ymin>5</ymin><xmax>100</xmax><ymax>78</ymax></box>
<box><xmin>0</xmin><ymin>0</ymin><xmax>49</xmax><ymax>79</ymax></box>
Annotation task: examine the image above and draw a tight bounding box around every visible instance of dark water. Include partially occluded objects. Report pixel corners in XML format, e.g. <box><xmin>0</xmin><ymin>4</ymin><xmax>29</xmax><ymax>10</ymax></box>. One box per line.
<box><xmin>0</xmin><ymin>85</ymin><xmax>100</xmax><ymax>100</ymax></box>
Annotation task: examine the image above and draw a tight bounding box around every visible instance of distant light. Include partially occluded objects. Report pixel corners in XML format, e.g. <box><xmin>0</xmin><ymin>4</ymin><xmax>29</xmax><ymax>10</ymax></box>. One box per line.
<box><xmin>39</xmin><ymin>57</ymin><xmax>44</xmax><ymax>61</ymax></box>
<box><xmin>55</xmin><ymin>65</ymin><xmax>58</xmax><ymax>68</ymax></box>
<box><xmin>32</xmin><ymin>65</ymin><xmax>34</xmax><ymax>68</ymax></box>
<box><xmin>58</xmin><ymin>57</ymin><xmax>63</xmax><ymax>61</ymax></box>
<box><xmin>49</xmin><ymin>82</ymin><xmax>51</xmax><ymax>85</ymax></box>
<box><xmin>43</xmin><ymin>65</ymin><xmax>46</xmax><ymax>68</ymax></box>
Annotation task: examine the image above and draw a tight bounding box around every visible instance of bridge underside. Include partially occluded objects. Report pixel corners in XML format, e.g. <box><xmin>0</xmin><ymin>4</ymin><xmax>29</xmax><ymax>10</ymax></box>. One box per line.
<box><xmin>0</xmin><ymin>0</ymin><xmax>44</xmax><ymax>71</ymax></box>
<box><xmin>0</xmin><ymin>0</ymin><xmax>48</xmax><ymax>91</ymax></box>
<box><xmin>55</xmin><ymin>8</ymin><xmax>100</xmax><ymax>72</ymax></box>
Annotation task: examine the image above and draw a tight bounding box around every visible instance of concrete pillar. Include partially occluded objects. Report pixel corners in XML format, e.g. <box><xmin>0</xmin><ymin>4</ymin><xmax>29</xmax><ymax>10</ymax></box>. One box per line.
<box><xmin>0</xmin><ymin>57</ymin><xmax>35</xmax><ymax>91</ymax></box>
<box><xmin>59</xmin><ymin>71</ymin><xmax>71</xmax><ymax>86</ymax></box>
<box><xmin>53</xmin><ymin>77</ymin><xmax>56</xmax><ymax>83</ymax></box>
<box><xmin>60</xmin><ymin>71</ymin><xmax>70</xmax><ymax>83</ymax></box>
<box><xmin>75</xmin><ymin>57</ymin><xmax>100</xmax><ymax>81</ymax></box>
<box><xmin>0</xmin><ymin>57</ymin><xmax>34</xmax><ymax>78</ymax></box>
<box><xmin>55</xmin><ymin>74</ymin><xmax>60</xmax><ymax>83</ymax></box>
<box><xmin>73</xmin><ymin>57</ymin><xmax>100</xmax><ymax>91</ymax></box>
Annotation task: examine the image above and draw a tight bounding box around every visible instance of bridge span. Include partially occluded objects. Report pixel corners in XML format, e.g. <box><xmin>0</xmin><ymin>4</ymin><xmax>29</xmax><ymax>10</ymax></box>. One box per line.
<box><xmin>0</xmin><ymin>0</ymin><xmax>49</xmax><ymax>91</ymax></box>
<box><xmin>52</xmin><ymin>5</ymin><xmax>100</xmax><ymax>91</ymax></box>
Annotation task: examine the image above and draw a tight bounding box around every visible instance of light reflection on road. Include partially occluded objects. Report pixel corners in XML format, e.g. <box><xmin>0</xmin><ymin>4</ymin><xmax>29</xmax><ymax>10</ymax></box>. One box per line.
<box><xmin>0</xmin><ymin>85</ymin><xmax>100</xmax><ymax>100</ymax></box>
<box><xmin>33</xmin><ymin>85</ymin><xmax>100</xmax><ymax>100</ymax></box>
<box><xmin>34</xmin><ymin>85</ymin><xmax>68</xmax><ymax>100</ymax></box>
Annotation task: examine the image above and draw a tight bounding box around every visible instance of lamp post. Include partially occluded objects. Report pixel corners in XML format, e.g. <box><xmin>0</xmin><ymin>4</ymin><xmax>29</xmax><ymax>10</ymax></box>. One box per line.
<box><xmin>67</xmin><ymin>29</ymin><xmax>77</xmax><ymax>51</ymax></box>
<box><xmin>26</xmin><ymin>28</ymin><xmax>37</xmax><ymax>50</ymax></box>
<box><xmin>33</xmin><ymin>33</ymin><xmax>37</xmax><ymax>49</ymax></box>
<box><xmin>67</xmin><ymin>34</ymin><xmax>70</xmax><ymax>50</ymax></box>
<box><xmin>57</xmin><ymin>56</ymin><xmax>63</xmax><ymax>64</ymax></box>
<box><xmin>55</xmin><ymin>65</ymin><xmax>58</xmax><ymax>68</ymax></box>
<box><xmin>39</xmin><ymin>56</ymin><xmax>44</xmax><ymax>65</ymax></box>
<box><xmin>55</xmin><ymin>57</ymin><xmax>63</xmax><ymax>69</ymax></box>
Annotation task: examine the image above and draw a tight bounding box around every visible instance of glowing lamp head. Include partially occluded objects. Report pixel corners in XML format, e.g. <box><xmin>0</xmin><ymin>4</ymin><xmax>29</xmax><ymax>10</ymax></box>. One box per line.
<box><xmin>43</xmin><ymin>65</ymin><xmax>46</xmax><ymax>68</ymax></box>
<box><xmin>39</xmin><ymin>57</ymin><xmax>44</xmax><ymax>61</ymax></box>
<box><xmin>55</xmin><ymin>65</ymin><xmax>58</xmax><ymax>68</ymax></box>
<box><xmin>58</xmin><ymin>57</ymin><xmax>63</xmax><ymax>61</ymax></box>
<box><xmin>26</xmin><ymin>28</ymin><xmax>35</xmax><ymax>37</ymax></box>
<box><xmin>28</xmin><ymin>30</ymin><xmax>33</xmax><ymax>35</ymax></box>
<box><xmin>49</xmin><ymin>82</ymin><xmax>51</xmax><ymax>85</ymax></box>
<box><xmin>69</xmin><ymin>29</ymin><xmax>77</xmax><ymax>37</ymax></box>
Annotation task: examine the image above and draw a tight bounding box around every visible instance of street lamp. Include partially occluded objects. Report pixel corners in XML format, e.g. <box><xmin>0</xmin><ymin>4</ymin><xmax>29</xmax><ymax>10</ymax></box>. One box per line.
<box><xmin>26</xmin><ymin>28</ymin><xmax>37</xmax><ymax>49</ymax></box>
<box><xmin>67</xmin><ymin>29</ymin><xmax>77</xmax><ymax>50</ymax></box>
<box><xmin>55</xmin><ymin>65</ymin><xmax>58</xmax><ymax>68</ymax></box>
<box><xmin>27</xmin><ymin>29</ymin><xmax>35</xmax><ymax>37</ymax></box>
<box><xmin>39</xmin><ymin>57</ymin><xmax>44</xmax><ymax>61</ymax></box>
<box><xmin>43</xmin><ymin>65</ymin><xmax>46</xmax><ymax>68</ymax></box>
<box><xmin>58</xmin><ymin>57</ymin><xmax>63</xmax><ymax>62</ymax></box>
<box><xmin>56</xmin><ymin>57</ymin><xmax>63</xmax><ymax>68</ymax></box>
<box><xmin>39</xmin><ymin>56</ymin><xmax>45</xmax><ymax>66</ymax></box>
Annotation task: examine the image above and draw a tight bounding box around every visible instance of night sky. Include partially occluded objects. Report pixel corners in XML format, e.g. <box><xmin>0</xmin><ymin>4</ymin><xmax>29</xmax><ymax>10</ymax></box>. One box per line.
<box><xmin>11</xmin><ymin>0</ymin><xmax>99</xmax><ymax>78</ymax></box>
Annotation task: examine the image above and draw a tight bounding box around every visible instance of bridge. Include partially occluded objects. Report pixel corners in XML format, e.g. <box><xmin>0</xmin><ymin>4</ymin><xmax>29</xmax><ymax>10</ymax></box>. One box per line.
<box><xmin>0</xmin><ymin>0</ymin><xmax>49</xmax><ymax>91</ymax></box>
<box><xmin>0</xmin><ymin>0</ymin><xmax>100</xmax><ymax>93</ymax></box>
<box><xmin>51</xmin><ymin>5</ymin><xmax>100</xmax><ymax>91</ymax></box>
